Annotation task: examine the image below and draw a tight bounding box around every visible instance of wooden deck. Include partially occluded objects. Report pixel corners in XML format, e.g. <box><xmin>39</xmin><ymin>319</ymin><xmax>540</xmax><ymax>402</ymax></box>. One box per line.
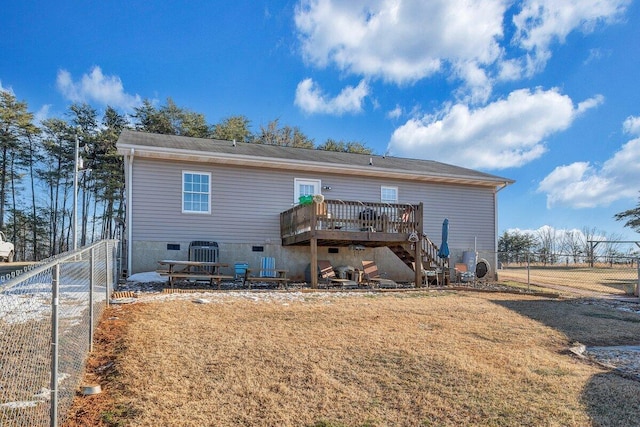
<box><xmin>280</xmin><ymin>200</ymin><xmax>448</xmax><ymax>288</ymax></box>
<box><xmin>280</xmin><ymin>200</ymin><xmax>422</xmax><ymax>247</ymax></box>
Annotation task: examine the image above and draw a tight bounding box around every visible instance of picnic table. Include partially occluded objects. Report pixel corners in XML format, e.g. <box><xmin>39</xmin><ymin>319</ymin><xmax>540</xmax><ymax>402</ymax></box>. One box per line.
<box><xmin>157</xmin><ymin>260</ymin><xmax>232</xmax><ymax>289</ymax></box>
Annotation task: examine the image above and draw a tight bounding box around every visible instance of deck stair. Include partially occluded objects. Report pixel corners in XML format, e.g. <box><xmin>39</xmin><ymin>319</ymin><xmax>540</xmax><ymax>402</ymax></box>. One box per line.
<box><xmin>389</xmin><ymin>233</ymin><xmax>449</xmax><ymax>285</ymax></box>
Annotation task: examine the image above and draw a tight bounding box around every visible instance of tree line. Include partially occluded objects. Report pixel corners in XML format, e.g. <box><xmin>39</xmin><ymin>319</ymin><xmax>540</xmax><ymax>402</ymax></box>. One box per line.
<box><xmin>498</xmin><ymin>226</ymin><xmax>638</xmax><ymax>266</ymax></box>
<box><xmin>0</xmin><ymin>93</ymin><xmax>374</xmax><ymax>262</ymax></box>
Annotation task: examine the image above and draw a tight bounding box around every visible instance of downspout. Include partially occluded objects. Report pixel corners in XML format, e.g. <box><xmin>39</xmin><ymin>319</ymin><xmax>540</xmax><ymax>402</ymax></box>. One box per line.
<box><xmin>126</xmin><ymin>148</ymin><xmax>134</xmax><ymax>276</ymax></box>
<box><xmin>494</xmin><ymin>181</ymin><xmax>510</xmax><ymax>279</ymax></box>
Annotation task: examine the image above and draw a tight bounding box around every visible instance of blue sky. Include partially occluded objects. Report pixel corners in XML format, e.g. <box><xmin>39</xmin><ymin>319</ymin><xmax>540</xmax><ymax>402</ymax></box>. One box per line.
<box><xmin>2</xmin><ymin>0</ymin><xmax>639</xmax><ymax>242</ymax></box>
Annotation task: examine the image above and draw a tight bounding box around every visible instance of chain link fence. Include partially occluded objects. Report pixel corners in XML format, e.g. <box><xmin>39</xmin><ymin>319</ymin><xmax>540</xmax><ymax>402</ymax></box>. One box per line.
<box><xmin>496</xmin><ymin>252</ymin><xmax>639</xmax><ymax>297</ymax></box>
<box><xmin>0</xmin><ymin>240</ymin><xmax>118</xmax><ymax>427</ymax></box>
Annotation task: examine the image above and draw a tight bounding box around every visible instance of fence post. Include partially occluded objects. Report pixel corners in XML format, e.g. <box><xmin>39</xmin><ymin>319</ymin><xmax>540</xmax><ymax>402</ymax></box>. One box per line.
<box><xmin>105</xmin><ymin>240</ymin><xmax>111</xmax><ymax>305</ymax></box>
<box><xmin>526</xmin><ymin>252</ymin><xmax>530</xmax><ymax>291</ymax></box>
<box><xmin>50</xmin><ymin>264</ymin><xmax>60</xmax><ymax>427</ymax></box>
<box><xmin>636</xmin><ymin>257</ymin><xmax>639</xmax><ymax>298</ymax></box>
<box><xmin>89</xmin><ymin>247</ymin><xmax>95</xmax><ymax>353</ymax></box>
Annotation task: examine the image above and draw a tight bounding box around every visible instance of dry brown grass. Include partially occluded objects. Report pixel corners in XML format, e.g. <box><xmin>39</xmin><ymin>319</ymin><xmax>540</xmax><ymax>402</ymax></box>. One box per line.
<box><xmin>65</xmin><ymin>291</ymin><xmax>640</xmax><ymax>427</ymax></box>
<box><xmin>499</xmin><ymin>265</ymin><xmax>637</xmax><ymax>295</ymax></box>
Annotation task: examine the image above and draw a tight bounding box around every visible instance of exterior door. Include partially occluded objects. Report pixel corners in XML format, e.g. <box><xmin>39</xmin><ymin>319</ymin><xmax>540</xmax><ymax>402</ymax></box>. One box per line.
<box><xmin>294</xmin><ymin>178</ymin><xmax>321</xmax><ymax>204</ymax></box>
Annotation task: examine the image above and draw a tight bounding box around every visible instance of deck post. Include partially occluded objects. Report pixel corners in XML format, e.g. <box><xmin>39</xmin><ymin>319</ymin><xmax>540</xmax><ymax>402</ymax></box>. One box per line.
<box><xmin>310</xmin><ymin>204</ymin><xmax>318</xmax><ymax>289</ymax></box>
<box><xmin>415</xmin><ymin>237</ymin><xmax>422</xmax><ymax>287</ymax></box>
<box><xmin>415</xmin><ymin>203</ymin><xmax>424</xmax><ymax>288</ymax></box>
<box><xmin>310</xmin><ymin>237</ymin><xmax>318</xmax><ymax>288</ymax></box>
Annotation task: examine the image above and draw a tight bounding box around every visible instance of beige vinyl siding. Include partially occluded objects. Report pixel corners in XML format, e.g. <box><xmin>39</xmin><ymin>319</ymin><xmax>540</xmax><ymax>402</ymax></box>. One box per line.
<box><xmin>132</xmin><ymin>159</ymin><xmax>291</xmax><ymax>243</ymax></box>
<box><xmin>131</xmin><ymin>158</ymin><xmax>497</xmax><ymax>251</ymax></box>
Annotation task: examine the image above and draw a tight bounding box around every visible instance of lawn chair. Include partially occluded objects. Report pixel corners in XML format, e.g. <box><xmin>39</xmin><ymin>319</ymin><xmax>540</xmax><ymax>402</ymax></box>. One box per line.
<box><xmin>260</xmin><ymin>256</ymin><xmax>276</xmax><ymax>278</ymax></box>
<box><xmin>318</xmin><ymin>260</ymin><xmax>358</xmax><ymax>289</ymax></box>
<box><xmin>243</xmin><ymin>257</ymin><xmax>289</xmax><ymax>289</ymax></box>
<box><xmin>234</xmin><ymin>262</ymin><xmax>249</xmax><ymax>281</ymax></box>
<box><xmin>455</xmin><ymin>263</ymin><xmax>475</xmax><ymax>284</ymax></box>
<box><xmin>411</xmin><ymin>261</ymin><xmax>439</xmax><ymax>287</ymax></box>
<box><xmin>362</xmin><ymin>260</ymin><xmax>397</xmax><ymax>289</ymax></box>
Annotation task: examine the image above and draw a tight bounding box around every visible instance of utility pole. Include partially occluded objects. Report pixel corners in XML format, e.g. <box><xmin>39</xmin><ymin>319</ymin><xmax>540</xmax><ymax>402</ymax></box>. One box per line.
<box><xmin>73</xmin><ymin>133</ymin><xmax>82</xmax><ymax>251</ymax></box>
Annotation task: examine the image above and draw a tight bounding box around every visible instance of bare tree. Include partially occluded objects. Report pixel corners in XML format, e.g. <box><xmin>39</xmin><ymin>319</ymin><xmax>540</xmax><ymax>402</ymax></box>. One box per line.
<box><xmin>561</xmin><ymin>229</ymin><xmax>584</xmax><ymax>264</ymax></box>
<box><xmin>581</xmin><ymin>226</ymin><xmax>602</xmax><ymax>266</ymax></box>
<box><xmin>602</xmin><ymin>232</ymin><xmax>625</xmax><ymax>265</ymax></box>
<box><xmin>536</xmin><ymin>226</ymin><xmax>559</xmax><ymax>265</ymax></box>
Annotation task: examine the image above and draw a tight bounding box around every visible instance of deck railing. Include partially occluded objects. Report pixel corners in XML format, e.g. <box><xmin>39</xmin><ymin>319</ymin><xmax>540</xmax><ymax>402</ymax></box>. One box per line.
<box><xmin>280</xmin><ymin>200</ymin><xmax>423</xmax><ymax>238</ymax></box>
<box><xmin>422</xmin><ymin>233</ymin><xmax>443</xmax><ymax>268</ymax></box>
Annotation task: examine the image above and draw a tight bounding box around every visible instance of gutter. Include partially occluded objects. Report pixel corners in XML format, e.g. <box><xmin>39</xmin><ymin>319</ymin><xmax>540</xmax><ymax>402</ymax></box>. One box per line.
<box><xmin>496</xmin><ymin>180</ymin><xmax>512</xmax><ymax>192</ymax></box>
<box><xmin>494</xmin><ymin>180</ymin><xmax>513</xmax><ymax>276</ymax></box>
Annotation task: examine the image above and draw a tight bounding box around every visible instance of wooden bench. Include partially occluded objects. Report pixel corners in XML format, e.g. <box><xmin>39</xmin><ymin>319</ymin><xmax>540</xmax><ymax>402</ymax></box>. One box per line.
<box><xmin>243</xmin><ymin>268</ymin><xmax>289</xmax><ymax>289</ymax></box>
<box><xmin>158</xmin><ymin>272</ymin><xmax>234</xmax><ymax>289</ymax></box>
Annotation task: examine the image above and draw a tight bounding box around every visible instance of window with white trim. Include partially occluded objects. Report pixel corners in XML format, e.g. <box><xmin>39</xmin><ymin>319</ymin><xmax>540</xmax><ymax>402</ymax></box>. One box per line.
<box><xmin>182</xmin><ymin>171</ymin><xmax>211</xmax><ymax>214</ymax></box>
<box><xmin>381</xmin><ymin>186</ymin><xmax>398</xmax><ymax>203</ymax></box>
<box><xmin>294</xmin><ymin>178</ymin><xmax>321</xmax><ymax>203</ymax></box>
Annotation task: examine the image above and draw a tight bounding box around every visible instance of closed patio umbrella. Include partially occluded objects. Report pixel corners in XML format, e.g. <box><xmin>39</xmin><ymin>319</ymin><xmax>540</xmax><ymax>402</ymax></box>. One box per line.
<box><xmin>437</xmin><ymin>218</ymin><xmax>450</xmax><ymax>259</ymax></box>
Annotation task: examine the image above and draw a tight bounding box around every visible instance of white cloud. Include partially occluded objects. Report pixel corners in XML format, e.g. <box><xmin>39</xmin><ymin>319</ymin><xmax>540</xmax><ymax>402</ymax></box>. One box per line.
<box><xmin>388</xmin><ymin>88</ymin><xmax>602</xmax><ymax>170</ymax></box>
<box><xmin>584</xmin><ymin>48</ymin><xmax>610</xmax><ymax>65</ymax></box>
<box><xmin>512</xmin><ymin>0</ymin><xmax>630</xmax><ymax>75</ymax></box>
<box><xmin>56</xmin><ymin>66</ymin><xmax>142</xmax><ymax>111</ymax></box>
<box><xmin>386</xmin><ymin>105</ymin><xmax>402</xmax><ymax>120</ymax></box>
<box><xmin>294</xmin><ymin>0</ymin><xmax>629</xmax><ymax>103</ymax></box>
<box><xmin>497</xmin><ymin>59</ymin><xmax>523</xmax><ymax>81</ymax></box>
<box><xmin>577</xmin><ymin>95</ymin><xmax>605</xmax><ymax>114</ymax></box>
<box><xmin>623</xmin><ymin>115</ymin><xmax>640</xmax><ymax>136</ymax></box>
<box><xmin>34</xmin><ymin>104</ymin><xmax>51</xmax><ymax>124</ymax></box>
<box><xmin>294</xmin><ymin>0</ymin><xmax>505</xmax><ymax>97</ymax></box>
<box><xmin>537</xmin><ymin>162</ymin><xmax>614</xmax><ymax>208</ymax></box>
<box><xmin>453</xmin><ymin>61</ymin><xmax>493</xmax><ymax>104</ymax></box>
<box><xmin>537</xmin><ymin>137</ymin><xmax>640</xmax><ymax>208</ymax></box>
<box><xmin>294</xmin><ymin>78</ymin><xmax>369</xmax><ymax>115</ymax></box>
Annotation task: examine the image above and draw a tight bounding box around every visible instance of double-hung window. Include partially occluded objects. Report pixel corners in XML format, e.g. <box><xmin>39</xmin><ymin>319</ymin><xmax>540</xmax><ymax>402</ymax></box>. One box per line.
<box><xmin>182</xmin><ymin>171</ymin><xmax>211</xmax><ymax>214</ymax></box>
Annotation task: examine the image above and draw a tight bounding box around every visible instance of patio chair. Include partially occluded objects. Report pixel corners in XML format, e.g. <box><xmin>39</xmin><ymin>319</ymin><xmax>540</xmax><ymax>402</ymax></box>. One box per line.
<box><xmin>243</xmin><ymin>257</ymin><xmax>289</xmax><ymax>289</ymax></box>
<box><xmin>318</xmin><ymin>260</ymin><xmax>358</xmax><ymax>289</ymax></box>
<box><xmin>362</xmin><ymin>260</ymin><xmax>397</xmax><ymax>289</ymax></box>
<box><xmin>260</xmin><ymin>256</ymin><xmax>276</xmax><ymax>278</ymax></box>
<box><xmin>412</xmin><ymin>261</ymin><xmax>439</xmax><ymax>286</ymax></box>
<box><xmin>455</xmin><ymin>263</ymin><xmax>475</xmax><ymax>284</ymax></box>
<box><xmin>234</xmin><ymin>262</ymin><xmax>249</xmax><ymax>281</ymax></box>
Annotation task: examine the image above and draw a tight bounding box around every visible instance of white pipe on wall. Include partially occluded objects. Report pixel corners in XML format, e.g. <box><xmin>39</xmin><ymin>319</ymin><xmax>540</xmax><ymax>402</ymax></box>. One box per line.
<box><xmin>126</xmin><ymin>148</ymin><xmax>134</xmax><ymax>276</ymax></box>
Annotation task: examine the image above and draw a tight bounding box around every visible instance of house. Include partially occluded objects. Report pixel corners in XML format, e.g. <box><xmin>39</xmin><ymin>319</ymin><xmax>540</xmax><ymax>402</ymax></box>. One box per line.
<box><xmin>116</xmin><ymin>130</ymin><xmax>514</xmax><ymax>286</ymax></box>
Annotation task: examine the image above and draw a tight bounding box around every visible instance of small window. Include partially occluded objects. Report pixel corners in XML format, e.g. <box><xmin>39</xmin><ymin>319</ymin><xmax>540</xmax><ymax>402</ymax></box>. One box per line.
<box><xmin>294</xmin><ymin>178</ymin><xmax>321</xmax><ymax>203</ymax></box>
<box><xmin>182</xmin><ymin>171</ymin><xmax>211</xmax><ymax>214</ymax></box>
<box><xmin>381</xmin><ymin>186</ymin><xmax>398</xmax><ymax>203</ymax></box>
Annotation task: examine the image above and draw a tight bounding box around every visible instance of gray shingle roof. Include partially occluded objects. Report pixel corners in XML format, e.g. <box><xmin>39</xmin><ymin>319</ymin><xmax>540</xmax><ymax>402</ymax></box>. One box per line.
<box><xmin>117</xmin><ymin>130</ymin><xmax>514</xmax><ymax>187</ymax></box>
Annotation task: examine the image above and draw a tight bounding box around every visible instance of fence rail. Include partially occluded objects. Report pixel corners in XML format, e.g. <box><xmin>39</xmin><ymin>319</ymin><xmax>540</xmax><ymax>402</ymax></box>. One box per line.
<box><xmin>0</xmin><ymin>240</ymin><xmax>118</xmax><ymax>427</ymax></box>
